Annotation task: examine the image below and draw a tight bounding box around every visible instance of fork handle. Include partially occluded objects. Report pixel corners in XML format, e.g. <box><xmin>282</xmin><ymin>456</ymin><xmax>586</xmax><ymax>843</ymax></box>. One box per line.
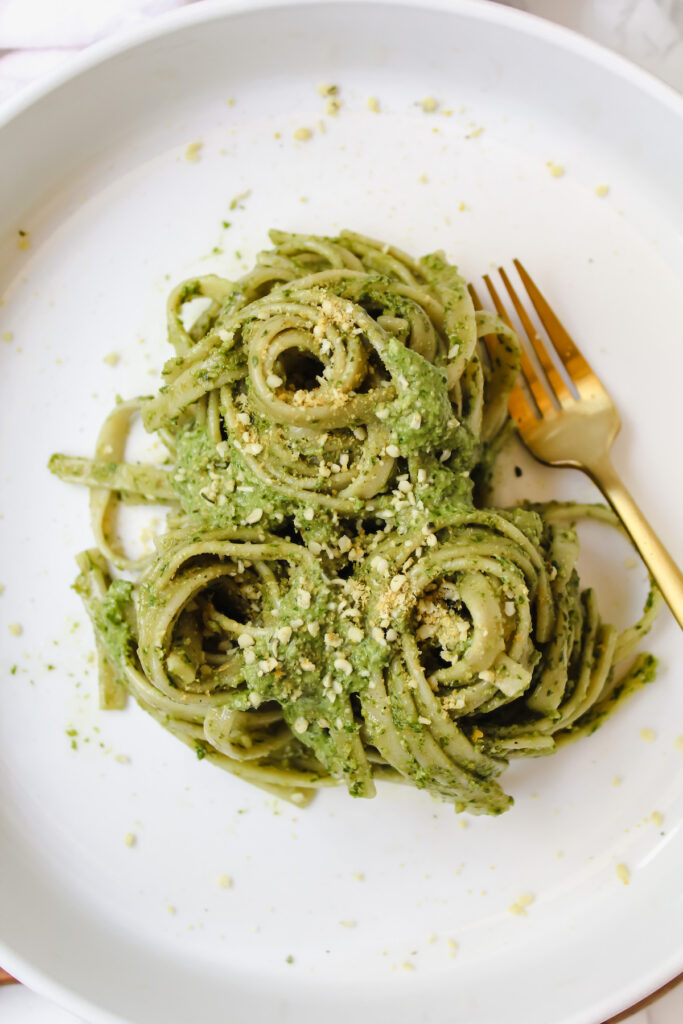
<box><xmin>587</xmin><ymin>455</ymin><xmax>683</xmax><ymax>629</ymax></box>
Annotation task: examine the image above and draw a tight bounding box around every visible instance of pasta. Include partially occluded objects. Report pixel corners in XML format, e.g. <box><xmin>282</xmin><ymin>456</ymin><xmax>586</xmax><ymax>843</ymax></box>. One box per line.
<box><xmin>49</xmin><ymin>230</ymin><xmax>661</xmax><ymax>813</ymax></box>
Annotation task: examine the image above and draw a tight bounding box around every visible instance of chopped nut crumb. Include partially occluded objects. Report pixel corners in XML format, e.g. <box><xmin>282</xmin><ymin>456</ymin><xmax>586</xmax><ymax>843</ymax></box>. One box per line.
<box><xmin>217</xmin><ymin>874</ymin><xmax>233</xmax><ymax>888</ymax></box>
<box><xmin>546</xmin><ymin>162</ymin><xmax>564</xmax><ymax>178</ymax></box>
<box><xmin>293</xmin><ymin>127</ymin><xmax>312</xmax><ymax>141</ymax></box>
<box><xmin>509</xmin><ymin>892</ymin><xmax>534</xmax><ymax>915</ymax></box>
<box><xmin>616</xmin><ymin>863</ymin><xmax>630</xmax><ymax>885</ymax></box>
<box><xmin>367</xmin><ymin>96</ymin><xmax>380</xmax><ymax>113</ymax></box>
<box><xmin>185</xmin><ymin>141</ymin><xmax>203</xmax><ymax>162</ymax></box>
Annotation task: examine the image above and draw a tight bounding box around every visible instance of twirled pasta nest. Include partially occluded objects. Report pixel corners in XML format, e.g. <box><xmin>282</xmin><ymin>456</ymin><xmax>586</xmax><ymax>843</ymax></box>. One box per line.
<box><xmin>51</xmin><ymin>231</ymin><xmax>661</xmax><ymax>814</ymax></box>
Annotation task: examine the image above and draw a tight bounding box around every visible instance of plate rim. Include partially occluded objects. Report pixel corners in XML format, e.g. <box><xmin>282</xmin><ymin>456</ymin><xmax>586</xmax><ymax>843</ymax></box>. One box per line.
<box><xmin>0</xmin><ymin>0</ymin><xmax>682</xmax><ymax>135</ymax></box>
<box><xmin>1</xmin><ymin>2</ymin><xmax>682</xmax><ymax>1022</ymax></box>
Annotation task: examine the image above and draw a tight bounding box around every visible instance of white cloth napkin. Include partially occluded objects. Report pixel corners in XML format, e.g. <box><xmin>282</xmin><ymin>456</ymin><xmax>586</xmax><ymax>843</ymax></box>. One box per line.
<box><xmin>0</xmin><ymin>0</ymin><xmax>193</xmax><ymax>103</ymax></box>
<box><xmin>0</xmin><ymin>0</ymin><xmax>191</xmax><ymax>47</ymax></box>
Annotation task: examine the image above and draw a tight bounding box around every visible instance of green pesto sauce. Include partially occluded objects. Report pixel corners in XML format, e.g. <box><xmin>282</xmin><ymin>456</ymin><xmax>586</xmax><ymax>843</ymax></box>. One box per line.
<box><xmin>172</xmin><ymin>423</ymin><xmax>294</xmax><ymax>528</ymax></box>
<box><xmin>56</xmin><ymin>230</ymin><xmax>660</xmax><ymax>815</ymax></box>
<box><xmin>91</xmin><ymin>579</ymin><xmax>136</xmax><ymax>666</ymax></box>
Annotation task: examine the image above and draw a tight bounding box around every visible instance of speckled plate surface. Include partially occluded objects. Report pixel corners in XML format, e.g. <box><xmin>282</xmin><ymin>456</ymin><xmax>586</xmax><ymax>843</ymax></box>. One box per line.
<box><xmin>0</xmin><ymin>2</ymin><xmax>682</xmax><ymax>1022</ymax></box>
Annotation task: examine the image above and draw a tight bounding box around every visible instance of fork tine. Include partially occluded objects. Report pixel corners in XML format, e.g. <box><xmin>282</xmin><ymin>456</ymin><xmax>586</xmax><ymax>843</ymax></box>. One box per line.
<box><xmin>507</xmin><ymin>381</ymin><xmax>539</xmax><ymax>433</ymax></box>
<box><xmin>469</xmin><ymin>282</ymin><xmax>538</xmax><ymax>432</ymax></box>
<box><xmin>482</xmin><ymin>273</ymin><xmax>555</xmax><ymax>418</ymax></box>
<box><xmin>498</xmin><ymin>267</ymin><xmax>574</xmax><ymax>407</ymax></box>
<box><xmin>467</xmin><ymin>282</ymin><xmax>482</xmax><ymax>309</ymax></box>
<box><xmin>513</xmin><ymin>259</ymin><xmax>597</xmax><ymax>396</ymax></box>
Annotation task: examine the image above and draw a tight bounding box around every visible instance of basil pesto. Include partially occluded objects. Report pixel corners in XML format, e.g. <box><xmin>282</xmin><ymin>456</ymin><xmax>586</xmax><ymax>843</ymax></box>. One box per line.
<box><xmin>50</xmin><ymin>230</ymin><xmax>661</xmax><ymax>812</ymax></box>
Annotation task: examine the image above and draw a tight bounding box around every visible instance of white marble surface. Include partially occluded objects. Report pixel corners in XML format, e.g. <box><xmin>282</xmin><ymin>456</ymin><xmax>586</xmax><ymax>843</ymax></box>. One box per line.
<box><xmin>501</xmin><ymin>0</ymin><xmax>683</xmax><ymax>91</ymax></box>
<box><xmin>0</xmin><ymin>1</ymin><xmax>681</xmax><ymax>1022</ymax></box>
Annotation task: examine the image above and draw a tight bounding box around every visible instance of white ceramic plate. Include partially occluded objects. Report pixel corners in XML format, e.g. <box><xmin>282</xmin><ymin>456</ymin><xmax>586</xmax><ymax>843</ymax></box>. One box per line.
<box><xmin>1</xmin><ymin>2</ymin><xmax>682</xmax><ymax>1022</ymax></box>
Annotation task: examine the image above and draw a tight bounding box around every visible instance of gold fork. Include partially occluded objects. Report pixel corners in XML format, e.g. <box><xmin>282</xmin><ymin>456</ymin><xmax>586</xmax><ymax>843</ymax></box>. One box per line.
<box><xmin>470</xmin><ymin>260</ymin><xmax>683</xmax><ymax>629</ymax></box>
